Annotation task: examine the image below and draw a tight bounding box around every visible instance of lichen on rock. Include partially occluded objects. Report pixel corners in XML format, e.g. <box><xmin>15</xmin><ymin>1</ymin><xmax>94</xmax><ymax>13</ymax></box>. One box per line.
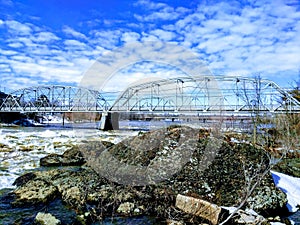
<box><xmin>34</xmin><ymin>212</ymin><xmax>61</xmax><ymax>225</ymax></box>
<box><xmin>13</xmin><ymin>179</ymin><xmax>57</xmax><ymax>205</ymax></box>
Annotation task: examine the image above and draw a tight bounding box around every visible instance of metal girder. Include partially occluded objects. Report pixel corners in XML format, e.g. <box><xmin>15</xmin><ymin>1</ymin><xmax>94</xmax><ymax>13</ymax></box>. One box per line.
<box><xmin>110</xmin><ymin>76</ymin><xmax>221</xmax><ymax>112</ymax></box>
<box><xmin>0</xmin><ymin>85</ymin><xmax>109</xmax><ymax>112</ymax></box>
<box><xmin>1</xmin><ymin>76</ymin><xmax>299</xmax><ymax>114</ymax></box>
<box><xmin>110</xmin><ymin>76</ymin><xmax>300</xmax><ymax>113</ymax></box>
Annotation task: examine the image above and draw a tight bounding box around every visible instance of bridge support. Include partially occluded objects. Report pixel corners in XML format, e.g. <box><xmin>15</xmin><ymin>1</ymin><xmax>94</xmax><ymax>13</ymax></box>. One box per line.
<box><xmin>99</xmin><ymin>112</ymin><xmax>119</xmax><ymax>131</ymax></box>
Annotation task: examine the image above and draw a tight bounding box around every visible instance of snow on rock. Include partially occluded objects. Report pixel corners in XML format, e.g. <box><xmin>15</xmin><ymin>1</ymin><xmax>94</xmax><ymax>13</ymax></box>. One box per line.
<box><xmin>271</xmin><ymin>170</ymin><xmax>300</xmax><ymax>212</ymax></box>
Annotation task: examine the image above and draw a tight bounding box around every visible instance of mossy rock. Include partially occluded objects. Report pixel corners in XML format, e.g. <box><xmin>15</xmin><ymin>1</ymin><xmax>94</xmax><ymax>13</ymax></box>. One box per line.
<box><xmin>273</xmin><ymin>158</ymin><xmax>300</xmax><ymax>177</ymax></box>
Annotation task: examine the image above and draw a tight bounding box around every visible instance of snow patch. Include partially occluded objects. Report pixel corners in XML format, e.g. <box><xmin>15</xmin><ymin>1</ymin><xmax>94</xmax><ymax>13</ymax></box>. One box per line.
<box><xmin>271</xmin><ymin>170</ymin><xmax>300</xmax><ymax>213</ymax></box>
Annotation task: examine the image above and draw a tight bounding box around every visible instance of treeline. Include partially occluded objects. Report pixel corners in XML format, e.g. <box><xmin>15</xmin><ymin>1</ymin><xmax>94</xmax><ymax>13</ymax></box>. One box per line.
<box><xmin>0</xmin><ymin>91</ymin><xmax>20</xmax><ymax>123</ymax></box>
<box><xmin>0</xmin><ymin>112</ymin><xmax>22</xmax><ymax>123</ymax></box>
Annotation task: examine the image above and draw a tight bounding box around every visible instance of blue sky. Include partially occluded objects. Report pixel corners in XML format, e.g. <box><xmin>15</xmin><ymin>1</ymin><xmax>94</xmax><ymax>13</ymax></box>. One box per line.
<box><xmin>0</xmin><ymin>0</ymin><xmax>300</xmax><ymax>93</ymax></box>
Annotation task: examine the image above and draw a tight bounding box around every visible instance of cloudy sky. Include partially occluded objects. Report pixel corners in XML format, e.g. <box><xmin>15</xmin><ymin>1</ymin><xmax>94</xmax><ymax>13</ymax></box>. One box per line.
<box><xmin>0</xmin><ymin>0</ymin><xmax>300</xmax><ymax>93</ymax></box>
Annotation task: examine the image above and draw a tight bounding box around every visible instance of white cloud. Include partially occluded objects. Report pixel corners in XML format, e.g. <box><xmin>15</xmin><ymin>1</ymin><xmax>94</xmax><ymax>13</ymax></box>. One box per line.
<box><xmin>2</xmin><ymin>53</ymin><xmax>86</xmax><ymax>87</ymax></box>
<box><xmin>134</xmin><ymin>0</ymin><xmax>189</xmax><ymax>22</ymax></box>
<box><xmin>99</xmin><ymin>61</ymin><xmax>188</xmax><ymax>92</ymax></box>
<box><xmin>83</xmin><ymin>46</ymin><xmax>107</xmax><ymax>58</ymax></box>
<box><xmin>158</xmin><ymin>0</ymin><xmax>300</xmax><ymax>85</ymax></box>
<box><xmin>150</xmin><ymin>29</ymin><xmax>176</xmax><ymax>41</ymax></box>
<box><xmin>230</xmin><ymin>22</ymin><xmax>258</xmax><ymax>35</ymax></box>
<box><xmin>134</xmin><ymin>0</ymin><xmax>166</xmax><ymax>10</ymax></box>
<box><xmin>62</xmin><ymin>26</ymin><xmax>87</xmax><ymax>40</ymax></box>
<box><xmin>121</xmin><ymin>32</ymin><xmax>141</xmax><ymax>43</ymax></box>
<box><xmin>140</xmin><ymin>33</ymin><xmax>160</xmax><ymax>42</ymax></box>
<box><xmin>1</xmin><ymin>0</ymin><xmax>300</xmax><ymax>90</ymax></box>
<box><xmin>5</xmin><ymin>77</ymin><xmax>40</xmax><ymax>91</ymax></box>
<box><xmin>203</xmin><ymin>19</ymin><xmax>233</xmax><ymax>31</ymax></box>
<box><xmin>30</xmin><ymin>45</ymin><xmax>53</xmax><ymax>56</ymax></box>
<box><xmin>176</xmin><ymin>6</ymin><xmax>190</xmax><ymax>14</ymax></box>
<box><xmin>64</xmin><ymin>39</ymin><xmax>88</xmax><ymax>50</ymax></box>
<box><xmin>0</xmin><ymin>20</ymin><xmax>102</xmax><ymax>89</ymax></box>
<box><xmin>135</xmin><ymin>6</ymin><xmax>180</xmax><ymax>21</ymax></box>
<box><xmin>0</xmin><ymin>49</ymin><xmax>18</xmax><ymax>55</ymax></box>
<box><xmin>0</xmin><ymin>64</ymin><xmax>9</xmax><ymax>68</ymax></box>
<box><xmin>7</xmin><ymin>42</ymin><xmax>24</xmax><ymax>48</ymax></box>
<box><xmin>175</xmin><ymin>13</ymin><xmax>205</xmax><ymax>32</ymax></box>
<box><xmin>13</xmin><ymin>37</ymin><xmax>34</xmax><ymax>47</ymax></box>
<box><xmin>34</xmin><ymin>31</ymin><xmax>60</xmax><ymax>42</ymax></box>
<box><xmin>9</xmin><ymin>55</ymin><xmax>34</xmax><ymax>63</ymax></box>
<box><xmin>5</xmin><ymin>20</ymin><xmax>32</xmax><ymax>35</ymax></box>
<box><xmin>90</xmin><ymin>30</ymin><xmax>122</xmax><ymax>49</ymax></box>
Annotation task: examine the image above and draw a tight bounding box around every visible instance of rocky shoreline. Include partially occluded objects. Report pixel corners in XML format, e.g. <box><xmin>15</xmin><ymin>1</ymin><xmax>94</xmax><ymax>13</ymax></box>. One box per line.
<box><xmin>3</xmin><ymin>125</ymin><xmax>299</xmax><ymax>224</ymax></box>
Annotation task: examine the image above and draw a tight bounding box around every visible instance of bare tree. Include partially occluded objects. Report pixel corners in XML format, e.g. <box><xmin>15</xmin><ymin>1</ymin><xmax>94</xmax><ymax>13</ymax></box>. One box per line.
<box><xmin>218</xmin><ymin>75</ymin><xmax>299</xmax><ymax>224</ymax></box>
<box><xmin>239</xmin><ymin>74</ymin><xmax>263</xmax><ymax>145</ymax></box>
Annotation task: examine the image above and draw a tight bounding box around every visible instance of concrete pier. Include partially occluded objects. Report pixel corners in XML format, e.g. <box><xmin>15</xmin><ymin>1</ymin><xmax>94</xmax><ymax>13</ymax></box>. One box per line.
<box><xmin>99</xmin><ymin>112</ymin><xmax>119</xmax><ymax>131</ymax></box>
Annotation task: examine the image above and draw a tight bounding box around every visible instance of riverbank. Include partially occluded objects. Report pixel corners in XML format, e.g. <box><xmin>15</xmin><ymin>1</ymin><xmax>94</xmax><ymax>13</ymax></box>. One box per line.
<box><xmin>1</xmin><ymin>125</ymin><xmax>299</xmax><ymax>224</ymax></box>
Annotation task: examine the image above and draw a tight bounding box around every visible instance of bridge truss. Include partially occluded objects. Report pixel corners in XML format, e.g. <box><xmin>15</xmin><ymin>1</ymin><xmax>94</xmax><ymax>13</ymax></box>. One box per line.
<box><xmin>0</xmin><ymin>86</ymin><xmax>109</xmax><ymax>112</ymax></box>
<box><xmin>110</xmin><ymin>76</ymin><xmax>300</xmax><ymax>114</ymax></box>
<box><xmin>0</xmin><ymin>76</ymin><xmax>299</xmax><ymax>114</ymax></box>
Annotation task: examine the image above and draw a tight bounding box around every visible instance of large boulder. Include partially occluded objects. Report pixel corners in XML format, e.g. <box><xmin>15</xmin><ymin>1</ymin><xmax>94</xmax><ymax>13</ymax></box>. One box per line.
<box><xmin>81</xmin><ymin>125</ymin><xmax>288</xmax><ymax>217</ymax></box>
<box><xmin>40</xmin><ymin>145</ymin><xmax>85</xmax><ymax>167</ymax></box>
<box><xmin>81</xmin><ymin>125</ymin><xmax>198</xmax><ymax>185</ymax></box>
<box><xmin>40</xmin><ymin>141</ymin><xmax>113</xmax><ymax>167</ymax></box>
<box><xmin>12</xmin><ymin>126</ymin><xmax>289</xmax><ymax>223</ymax></box>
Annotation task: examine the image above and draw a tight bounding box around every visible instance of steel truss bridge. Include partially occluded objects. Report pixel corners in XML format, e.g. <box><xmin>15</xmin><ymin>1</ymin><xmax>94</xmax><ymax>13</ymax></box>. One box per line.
<box><xmin>1</xmin><ymin>76</ymin><xmax>300</xmax><ymax>114</ymax></box>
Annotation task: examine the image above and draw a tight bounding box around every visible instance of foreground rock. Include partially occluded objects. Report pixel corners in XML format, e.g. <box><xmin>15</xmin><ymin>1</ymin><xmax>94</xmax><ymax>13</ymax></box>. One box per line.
<box><xmin>11</xmin><ymin>126</ymin><xmax>289</xmax><ymax>224</ymax></box>
<box><xmin>273</xmin><ymin>158</ymin><xmax>300</xmax><ymax>178</ymax></box>
<box><xmin>175</xmin><ymin>194</ymin><xmax>228</xmax><ymax>225</ymax></box>
<box><xmin>223</xmin><ymin>207</ymin><xmax>269</xmax><ymax>224</ymax></box>
<box><xmin>34</xmin><ymin>212</ymin><xmax>61</xmax><ymax>225</ymax></box>
<box><xmin>13</xmin><ymin>179</ymin><xmax>57</xmax><ymax>205</ymax></box>
<box><xmin>40</xmin><ymin>146</ymin><xmax>85</xmax><ymax>166</ymax></box>
<box><xmin>175</xmin><ymin>195</ymin><xmax>272</xmax><ymax>224</ymax></box>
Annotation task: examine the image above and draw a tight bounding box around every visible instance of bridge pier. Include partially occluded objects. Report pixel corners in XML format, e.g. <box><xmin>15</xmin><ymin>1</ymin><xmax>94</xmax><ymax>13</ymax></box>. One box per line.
<box><xmin>99</xmin><ymin>112</ymin><xmax>119</xmax><ymax>131</ymax></box>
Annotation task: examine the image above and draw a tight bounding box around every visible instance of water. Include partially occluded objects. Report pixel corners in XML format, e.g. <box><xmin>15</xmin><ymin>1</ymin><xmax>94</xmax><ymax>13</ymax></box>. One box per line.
<box><xmin>289</xmin><ymin>211</ymin><xmax>300</xmax><ymax>225</ymax></box>
<box><xmin>0</xmin><ymin>189</ymin><xmax>77</xmax><ymax>225</ymax></box>
<box><xmin>0</xmin><ymin>120</ymin><xmax>188</xmax><ymax>189</ymax></box>
<box><xmin>0</xmin><ymin>188</ymin><xmax>160</xmax><ymax>225</ymax></box>
<box><xmin>0</xmin><ymin>123</ymin><xmax>141</xmax><ymax>189</ymax></box>
<box><xmin>0</xmin><ymin>123</ymin><xmax>150</xmax><ymax>224</ymax></box>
